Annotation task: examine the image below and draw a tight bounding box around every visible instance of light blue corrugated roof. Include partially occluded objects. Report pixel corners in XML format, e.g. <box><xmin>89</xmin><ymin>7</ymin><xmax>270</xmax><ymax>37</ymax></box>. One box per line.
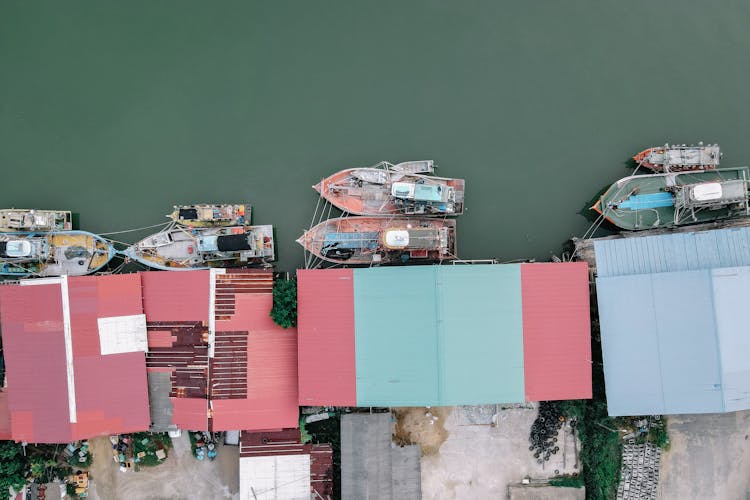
<box><xmin>594</xmin><ymin>227</ymin><xmax>750</xmax><ymax>278</ymax></box>
<box><xmin>352</xmin><ymin>265</ymin><xmax>525</xmax><ymax>406</ymax></box>
<box><xmin>596</xmin><ymin>267</ymin><xmax>750</xmax><ymax>415</ymax></box>
<box><xmin>710</xmin><ymin>267</ymin><xmax>750</xmax><ymax>412</ymax></box>
<box><xmin>597</xmin><ymin>270</ymin><xmax>725</xmax><ymax>415</ymax></box>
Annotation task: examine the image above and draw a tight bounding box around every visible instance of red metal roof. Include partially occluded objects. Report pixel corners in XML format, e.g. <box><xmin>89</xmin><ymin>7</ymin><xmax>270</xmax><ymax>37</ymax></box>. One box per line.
<box><xmin>141</xmin><ymin>271</ymin><xmax>209</xmax><ymax>322</ymax></box>
<box><xmin>297</xmin><ymin>269</ymin><xmax>356</xmax><ymax>406</ymax></box>
<box><xmin>141</xmin><ymin>271</ymin><xmax>210</xmax><ymax>430</ymax></box>
<box><xmin>521</xmin><ymin>262</ymin><xmax>592</xmax><ymax>401</ymax></box>
<box><xmin>171</xmin><ymin>398</ymin><xmax>208</xmax><ymax>430</ymax></box>
<box><xmin>210</xmin><ymin>272</ymin><xmax>299</xmax><ymax>431</ymax></box>
<box><xmin>0</xmin><ymin>275</ymin><xmax>150</xmax><ymax>443</ymax></box>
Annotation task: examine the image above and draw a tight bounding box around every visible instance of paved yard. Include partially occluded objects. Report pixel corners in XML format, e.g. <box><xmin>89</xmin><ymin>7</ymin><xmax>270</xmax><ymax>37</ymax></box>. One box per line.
<box><xmin>658</xmin><ymin>410</ymin><xmax>750</xmax><ymax>500</ymax></box>
<box><xmin>87</xmin><ymin>434</ymin><xmax>239</xmax><ymax>500</ymax></box>
<box><xmin>419</xmin><ymin>405</ymin><xmax>581</xmax><ymax>500</ymax></box>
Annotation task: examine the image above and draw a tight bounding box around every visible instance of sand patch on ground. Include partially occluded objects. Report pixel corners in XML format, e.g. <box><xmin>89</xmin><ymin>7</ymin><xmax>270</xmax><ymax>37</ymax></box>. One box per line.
<box><xmin>393</xmin><ymin>407</ymin><xmax>452</xmax><ymax>455</ymax></box>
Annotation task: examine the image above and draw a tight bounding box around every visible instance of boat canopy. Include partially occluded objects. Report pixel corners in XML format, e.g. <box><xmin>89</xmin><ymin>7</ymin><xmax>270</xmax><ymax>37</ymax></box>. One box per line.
<box><xmin>678</xmin><ymin>179</ymin><xmax>748</xmax><ymax>209</ymax></box>
<box><xmin>178</xmin><ymin>208</ymin><xmax>199</xmax><ymax>220</ymax></box>
<box><xmin>391</xmin><ymin>182</ymin><xmax>445</xmax><ymax>202</ymax></box>
<box><xmin>216</xmin><ymin>234</ymin><xmax>253</xmax><ymax>251</ymax></box>
<box><xmin>0</xmin><ymin>240</ymin><xmax>32</xmax><ymax>258</ymax></box>
<box><xmin>384</xmin><ymin>230</ymin><xmax>409</xmax><ymax>248</ymax></box>
<box><xmin>690</xmin><ymin>182</ymin><xmax>723</xmax><ymax>201</ymax></box>
<box><xmin>322</xmin><ymin>232</ymin><xmax>379</xmax><ymax>250</ymax></box>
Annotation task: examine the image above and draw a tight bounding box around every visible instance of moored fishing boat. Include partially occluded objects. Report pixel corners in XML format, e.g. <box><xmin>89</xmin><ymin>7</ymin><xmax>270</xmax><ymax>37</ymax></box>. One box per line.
<box><xmin>0</xmin><ymin>230</ymin><xmax>115</xmax><ymax>276</ymax></box>
<box><xmin>314</xmin><ymin>160</ymin><xmax>465</xmax><ymax>216</ymax></box>
<box><xmin>633</xmin><ymin>143</ymin><xmax>721</xmax><ymax>172</ymax></box>
<box><xmin>592</xmin><ymin>167</ymin><xmax>750</xmax><ymax>230</ymax></box>
<box><xmin>0</xmin><ymin>209</ymin><xmax>72</xmax><ymax>232</ymax></box>
<box><xmin>297</xmin><ymin>216</ymin><xmax>457</xmax><ymax>264</ymax></box>
<box><xmin>123</xmin><ymin>225</ymin><xmax>274</xmax><ymax>270</ymax></box>
<box><xmin>168</xmin><ymin>204</ymin><xmax>251</xmax><ymax>227</ymax></box>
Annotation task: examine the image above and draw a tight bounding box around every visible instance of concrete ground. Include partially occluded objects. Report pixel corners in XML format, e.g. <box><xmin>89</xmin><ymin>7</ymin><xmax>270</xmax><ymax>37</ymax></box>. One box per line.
<box><xmin>658</xmin><ymin>410</ymin><xmax>750</xmax><ymax>500</ymax></box>
<box><xmin>87</xmin><ymin>433</ymin><xmax>239</xmax><ymax>500</ymax></box>
<box><xmin>420</xmin><ymin>405</ymin><xmax>581</xmax><ymax>500</ymax></box>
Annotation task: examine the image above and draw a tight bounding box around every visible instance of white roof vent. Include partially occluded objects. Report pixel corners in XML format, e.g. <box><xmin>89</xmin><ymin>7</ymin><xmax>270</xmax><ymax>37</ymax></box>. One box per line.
<box><xmin>384</xmin><ymin>230</ymin><xmax>409</xmax><ymax>248</ymax></box>
<box><xmin>691</xmin><ymin>182</ymin><xmax>723</xmax><ymax>201</ymax></box>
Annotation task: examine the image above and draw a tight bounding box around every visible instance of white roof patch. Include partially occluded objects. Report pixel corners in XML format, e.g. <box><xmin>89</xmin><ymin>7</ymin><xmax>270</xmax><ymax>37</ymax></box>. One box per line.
<box><xmin>98</xmin><ymin>314</ymin><xmax>147</xmax><ymax>355</ymax></box>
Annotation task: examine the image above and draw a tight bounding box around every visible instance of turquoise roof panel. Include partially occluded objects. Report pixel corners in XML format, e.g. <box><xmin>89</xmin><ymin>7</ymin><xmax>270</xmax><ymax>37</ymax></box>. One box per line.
<box><xmin>352</xmin><ymin>265</ymin><xmax>525</xmax><ymax>407</ymax></box>
<box><xmin>353</xmin><ymin>267</ymin><xmax>440</xmax><ymax>406</ymax></box>
<box><xmin>438</xmin><ymin>265</ymin><xmax>524</xmax><ymax>404</ymax></box>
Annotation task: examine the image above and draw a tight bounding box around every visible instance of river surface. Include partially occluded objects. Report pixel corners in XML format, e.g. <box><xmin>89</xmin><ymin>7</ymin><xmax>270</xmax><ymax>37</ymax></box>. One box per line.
<box><xmin>2</xmin><ymin>1</ymin><xmax>749</xmax><ymax>271</ymax></box>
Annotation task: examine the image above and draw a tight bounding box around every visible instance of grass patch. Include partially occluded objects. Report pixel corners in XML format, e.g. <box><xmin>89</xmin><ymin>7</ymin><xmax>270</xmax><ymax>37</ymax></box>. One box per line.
<box><xmin>549</xmin><ymin>474</ymin><xmax>585</xmax><ymax>488</ymax></box>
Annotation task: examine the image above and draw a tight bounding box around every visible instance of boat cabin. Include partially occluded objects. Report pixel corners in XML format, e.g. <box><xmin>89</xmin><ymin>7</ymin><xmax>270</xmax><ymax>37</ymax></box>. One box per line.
<box><xmin>391</xmin><ymin>182</ymin><xmax>448</xmax><ymax>202</ymax></box>
<box><xmin>0</xmin><ymin>240</ymin><xmax>32</xmax><ymax>258</ymax></box>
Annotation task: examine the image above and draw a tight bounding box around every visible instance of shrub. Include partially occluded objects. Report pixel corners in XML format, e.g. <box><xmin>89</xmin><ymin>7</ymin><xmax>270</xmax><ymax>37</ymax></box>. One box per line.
<box><xmin>270</xmin><ymin>278</ymin><xmax>297</xmax><ymax>328</ymax></box>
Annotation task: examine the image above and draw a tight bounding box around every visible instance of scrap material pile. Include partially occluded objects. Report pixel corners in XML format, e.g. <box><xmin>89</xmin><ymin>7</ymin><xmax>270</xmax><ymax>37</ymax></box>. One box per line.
<box><xmin>528</xmin><ymin>402</ymin><xmax>569</xmax><ymax>465</ymax></box>
<box><xmin>616</xmin><ymin>444</ymin><xmax>661</xmax><ymax>500</ymax></box>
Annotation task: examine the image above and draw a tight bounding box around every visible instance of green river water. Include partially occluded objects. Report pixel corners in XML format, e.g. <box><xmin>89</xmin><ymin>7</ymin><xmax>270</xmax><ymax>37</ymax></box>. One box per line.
<box><xmin>2</xmin><ymin>1</ymin><xmax>750</xmax><ymax>271</ymax></box>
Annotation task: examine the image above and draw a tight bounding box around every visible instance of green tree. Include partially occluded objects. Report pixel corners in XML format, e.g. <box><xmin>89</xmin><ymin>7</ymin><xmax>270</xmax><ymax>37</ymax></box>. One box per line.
<box><xmin>270</xmin><ymin>277</ymin><xmax>297</xmax><ymax>328</ymax></box>
<box><xmin>0</xmin><ymin>441</ymin><xmax>28</xmax><ymax>495</ymax></box>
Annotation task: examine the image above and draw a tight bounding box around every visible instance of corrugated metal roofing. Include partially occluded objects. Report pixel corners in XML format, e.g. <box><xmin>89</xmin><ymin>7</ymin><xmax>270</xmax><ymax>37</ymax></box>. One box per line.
<box><xmin>211</xmin><ymin>292</ymin><xmax>299</xmax><ymax>432</ymax></box>
<box><xmin>594</xmin><ymin>227</ymin><xmax>750</xmax><ymax>278</ymax></box>
<box><xmin>297</xmin><ymin>264</ymin><xmax>591</xmax><ymax>407</ymax></box>
<box><xmin>340</xmin><ymin>413</ymin><xmax>421</xmax><ymax>500</ymax></box>
<box><xmin>297</xmin><ymin>269</ymin><xmax>356</xmax><ymax>406</ymax></box>
<box><xmin>353</xmin><ymin>265</ymin><xmax>526</xmax><ymax>406</ymax></box>
<box><xmin>439</xmin><ymin>265</ymin><xmax>525</xmax><ymax>404</ymax></box>
<box><xmin>598</xmin><ymin>270</ymin><xmax>730</xmax><ymax>415</ymax></box>
<box><xmin>239</xmin><ymin>454</ymin><xmax>311</xmax><ymax>500</ymax></box>
<box><xmin>594</xmin><ymin>228</ymin><xmax>750</xmax><ymax>415</ymax></box>
<box><xmin>0</xmin><ymin>275</ymin><xmax>150</xmax><ymax>443</ymax></box>
<box><xmin>341</xmin><ymin>413</ymin><xmax>394</xmax><ymax>500</ymax></box>
<box><xmin>141</xmin><ymin>271</ymin><xmax>210</xmax><ymax>431</ymax></box>
<box><xmin>141</xmin><ymin>271</ymin><xmax>209</xmax><ymax>321</ymax></box>
<box><xmin>353</xmin><ymin>267</ymin><xmax>442</xmax><ymax>406</ymax></box>
<box><xmin>522</xmin><ymin>263</ymin><xmax>592</xmax><ymax>401</ymax></box>
<box><xmin>705</xmin><ymin>267</ymin><xmax>750</xmax><ymax>412</ymax></box>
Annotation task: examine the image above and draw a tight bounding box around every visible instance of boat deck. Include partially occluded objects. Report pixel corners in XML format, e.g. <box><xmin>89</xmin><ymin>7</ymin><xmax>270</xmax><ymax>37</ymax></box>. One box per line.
<box><xmin>41</xmin><ymin>233</ymin><xmax>112</xmax><ymax>276</ymax></box>
<box><xmin>597</xmin><ymin>168</ymin><xmax>749</xmax><ymax>230</ymax></box>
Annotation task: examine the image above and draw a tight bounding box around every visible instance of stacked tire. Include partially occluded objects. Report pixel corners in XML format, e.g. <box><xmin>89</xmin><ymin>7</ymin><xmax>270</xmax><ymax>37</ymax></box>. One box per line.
<box><xmin>528</xmin><ymin>401</ymin><xmax>563</xmax><ymax>464</ymax></box>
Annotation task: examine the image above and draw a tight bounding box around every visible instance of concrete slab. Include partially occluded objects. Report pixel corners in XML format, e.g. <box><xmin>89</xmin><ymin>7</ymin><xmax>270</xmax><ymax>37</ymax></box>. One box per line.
<box><xmin>421</xmin><ymin>406</ymin><xmax>580</xmax><ymax>500</ymax></box>
<box><xmin>509</xmin><ymin>484</ymin><xmax>584</xmax><ymax>500</ymax></box>
<box><xmin>87</xmin><ymin>434</ymin><xmax>239</xmax><ymax>500</ymax></box>
<box><xmin>658</xmin><ymin>411</ymin><xmax>750</xmax><ymax>500</ymax></box>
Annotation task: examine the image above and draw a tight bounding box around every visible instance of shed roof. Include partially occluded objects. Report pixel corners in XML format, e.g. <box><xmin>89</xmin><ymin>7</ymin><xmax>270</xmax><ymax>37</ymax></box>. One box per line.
<box><xmin>597</xmin><ymin>267</ymin><xmax>750</xmax><ymax>415</ymax></box>
<box><xmin>522</xmin><ymin>263</ymin><xmax>592</xmax><ymax>401</ymax></box>
<box><xmin>0</xmin><ymin>275</ymin><xmax>150</xmax><ymax>443</ymax></box>
<box><xmin>340</xmin><ymin>413</ymin><xmax>421</xmax><ymax>500</ymax></box>
<box><xmin>141</xmin><ymin>270</ymin><xmax>297</xmax><ymax>432</ymax></box>
<box><xmin>354</xmin><ymin>265</ymin><xmax>524</xmax><ymax>406</ymax></box>
<box><xmin>594</xmin><ymin>226</ymin><xmax>750</xmax><ymax>278</ymax></box>
<box><xmin>142</xmin><ymin>271</ymin><xmax>210</xmax><ymax>431</ymax></box>
<box><xmin>594</xmin><ymin>229</ymin><xmax>750</xmax><ymax>415</ymax></box>
<box><xmin>297</xmin><ymin>269</ymin><xmax>356</xmax><ymax>406</ymax></box>
<box><xmin>297</xmin><ymin>264</ymin><xmax>591</xmax><ymax>407</ymax></box>
<box><xmin>239</xmin><ymin>454</ymin><xmax>310</xmax><ymax>500</ymax></box>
